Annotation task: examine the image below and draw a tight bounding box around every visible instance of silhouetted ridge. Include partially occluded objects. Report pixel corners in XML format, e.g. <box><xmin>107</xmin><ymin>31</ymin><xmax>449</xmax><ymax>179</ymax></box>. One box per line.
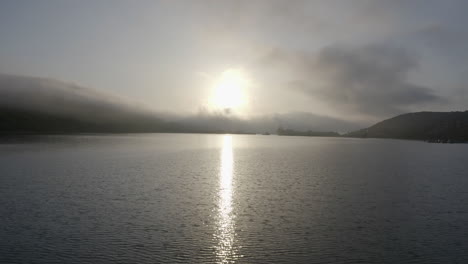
<box><xmin>0</xmin><ymin>106</ymin><xmax>178</xmax><ymax>134</ymax></box>
<box><xmin>346</xmin><ymin>111</ymin><xmax>468</xmax><ymax>143</ymax></box>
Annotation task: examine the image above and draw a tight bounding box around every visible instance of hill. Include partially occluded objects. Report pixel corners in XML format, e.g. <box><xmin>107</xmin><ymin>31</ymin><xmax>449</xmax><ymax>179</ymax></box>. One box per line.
<box><xmin>345</xmin><ymin>111</ymin><xmax>468</xmax><ymax>143</ymax></box>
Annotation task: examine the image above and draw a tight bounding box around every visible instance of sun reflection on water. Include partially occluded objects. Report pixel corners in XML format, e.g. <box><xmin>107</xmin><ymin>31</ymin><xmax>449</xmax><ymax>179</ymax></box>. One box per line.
<box><xmin>215</xmin><ymin>135</ymin><xmax>237</xmax><ymax>263</ymax></box>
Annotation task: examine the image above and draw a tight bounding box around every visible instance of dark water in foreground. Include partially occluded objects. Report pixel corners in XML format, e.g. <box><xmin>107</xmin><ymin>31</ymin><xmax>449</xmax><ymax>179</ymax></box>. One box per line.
<box><xmin>1</xmin><ymin>134</ymin><xmax>468</xmax><ymax>263</ymax></box>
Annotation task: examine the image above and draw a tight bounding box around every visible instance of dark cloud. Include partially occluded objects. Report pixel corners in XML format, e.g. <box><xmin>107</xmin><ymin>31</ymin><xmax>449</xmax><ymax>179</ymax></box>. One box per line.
<box><xmin>311</xmin><ymin>44</ymin><xmax>441</xmax><ymax>115</ymax></box>
<box><xmin>260</xmin><ymin>44</ymin><xmax>443</xmax><ymax>119</ymax></box>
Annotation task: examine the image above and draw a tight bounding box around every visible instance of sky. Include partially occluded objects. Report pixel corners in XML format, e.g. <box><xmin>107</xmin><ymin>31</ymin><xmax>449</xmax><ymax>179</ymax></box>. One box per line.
<box><xmin>1</xmin><ymin>0</ymin><xmax>468</xmax><ymax>124</ymax></box>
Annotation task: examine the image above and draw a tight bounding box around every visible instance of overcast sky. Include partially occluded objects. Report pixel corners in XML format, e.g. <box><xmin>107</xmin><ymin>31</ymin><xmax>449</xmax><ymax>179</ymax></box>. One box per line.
<box><xmin>1</xmin><ymin>0</ymin><xmax>467</xmax><ymax>123</ymax></box>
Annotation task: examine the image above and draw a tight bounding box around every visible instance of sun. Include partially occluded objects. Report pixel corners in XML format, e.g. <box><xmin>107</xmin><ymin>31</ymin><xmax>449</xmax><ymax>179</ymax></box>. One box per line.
<box><xmin>210</xmin><ymin>69</ymin><xmax>248</xmax><ymax>111</ymax></box>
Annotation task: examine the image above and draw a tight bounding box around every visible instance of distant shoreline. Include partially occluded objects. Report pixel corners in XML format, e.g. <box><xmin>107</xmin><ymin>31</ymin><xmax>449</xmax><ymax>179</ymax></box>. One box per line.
<box><xmin>1</xmin><ymin>132</ymin><xmax>467</xmax><ymax>144</ymax></box>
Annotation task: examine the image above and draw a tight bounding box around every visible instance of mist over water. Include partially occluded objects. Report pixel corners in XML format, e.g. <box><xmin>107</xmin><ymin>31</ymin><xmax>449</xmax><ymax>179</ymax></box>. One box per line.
<box><xmin>1</xmin><ymin>134</ymin><xmax>468</xmax><ymax>263</ymax></box>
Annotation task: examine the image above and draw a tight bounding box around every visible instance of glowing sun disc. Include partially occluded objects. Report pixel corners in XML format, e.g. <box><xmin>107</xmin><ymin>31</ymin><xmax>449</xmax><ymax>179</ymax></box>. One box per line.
<box><xmin>211</xmin><ymin>69</ymin><xmax>248</xmax><ymax>110</ymax></box>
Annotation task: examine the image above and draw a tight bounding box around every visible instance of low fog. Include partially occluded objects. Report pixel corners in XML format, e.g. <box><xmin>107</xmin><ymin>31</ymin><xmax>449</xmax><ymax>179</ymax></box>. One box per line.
<box><xmin>0</xmin><ymin>73</ymin><xmax>361</xmax><ymax>134</ymax></box>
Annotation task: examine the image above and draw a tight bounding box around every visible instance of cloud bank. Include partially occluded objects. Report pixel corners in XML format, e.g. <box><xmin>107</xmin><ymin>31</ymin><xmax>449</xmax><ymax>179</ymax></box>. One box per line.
<box><xmin>1</xmin><ymin>1</ymin><xmax>467</xmax><ymax>121</ymax></box>
<box><xmin>0</xmin><ymin>73</ymin><xmax>358</xmax><ymax>133</ymax></box>
<box><xmin>260</xmin><ymin>44</ymin><xmax>444</xmax><ymax>120</ymax></box>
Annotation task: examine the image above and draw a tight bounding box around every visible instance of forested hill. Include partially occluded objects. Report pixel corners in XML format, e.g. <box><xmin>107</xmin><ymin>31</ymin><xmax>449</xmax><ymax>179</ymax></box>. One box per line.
<box><xmin>345</xmin><ymin>111</ymin><xmax>468</xmax><ymax>143</ymax></box>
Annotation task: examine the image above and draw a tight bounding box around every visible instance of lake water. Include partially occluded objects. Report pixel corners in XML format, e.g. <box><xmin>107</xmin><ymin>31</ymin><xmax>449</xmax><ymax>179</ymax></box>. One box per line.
<box><xmin>1</xmin><ymin>134</ymin><xmax>468</xmax><ymax>263</ymax></box>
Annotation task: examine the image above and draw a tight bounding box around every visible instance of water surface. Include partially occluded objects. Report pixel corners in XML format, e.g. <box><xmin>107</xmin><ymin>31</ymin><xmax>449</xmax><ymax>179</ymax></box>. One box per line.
<box><xmin>1</xmin><ymin>134</ymin><xmax>468</xmax><ymax>263</ymax></box>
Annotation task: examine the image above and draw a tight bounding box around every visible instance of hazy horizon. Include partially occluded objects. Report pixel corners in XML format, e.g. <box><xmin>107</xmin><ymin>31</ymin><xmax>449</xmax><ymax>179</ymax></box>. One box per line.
<box><xmin>1</xmin><ymin>0</ymin><xmax>467</xmax><ymax>128</ymax></box>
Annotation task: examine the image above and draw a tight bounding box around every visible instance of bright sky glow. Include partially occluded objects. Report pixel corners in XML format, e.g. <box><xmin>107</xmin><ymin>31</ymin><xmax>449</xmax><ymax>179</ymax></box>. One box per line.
<box><xmin>1</xmin><ymin>1</ymin><xmax>467</xmax><ymax>122</ymax></box>
<box><xmin>210</xmin><ymin>69</ymin><xmax>248</xmax><ymax>111</ymax></box>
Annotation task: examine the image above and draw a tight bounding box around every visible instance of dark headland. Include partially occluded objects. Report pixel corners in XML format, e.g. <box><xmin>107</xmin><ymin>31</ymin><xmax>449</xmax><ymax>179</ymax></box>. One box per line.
<box><xmin>345</xmin><ymin>111</ymin><xmax>468</xmax><ymax>143</ymax></box>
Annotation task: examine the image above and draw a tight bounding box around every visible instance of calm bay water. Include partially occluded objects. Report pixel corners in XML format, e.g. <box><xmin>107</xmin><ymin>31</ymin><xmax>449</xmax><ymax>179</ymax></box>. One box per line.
<box><xmin>1</xmin><ymin>134</ymin><xmax>468</xmax><ymax>263</ymax></box>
